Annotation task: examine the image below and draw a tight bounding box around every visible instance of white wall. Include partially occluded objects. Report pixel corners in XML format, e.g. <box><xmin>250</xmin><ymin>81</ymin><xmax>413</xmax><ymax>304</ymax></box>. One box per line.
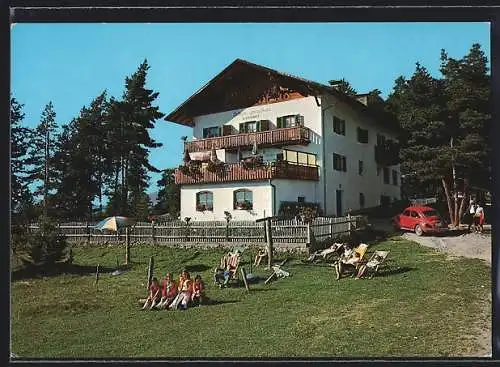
<box><xmin>320</xmin><ymin>94</ymin><xmax>401</xmax><ymax>216</ymax></box>
<box><xmin>180</xmin><ymin>181</ymin><xmax>273</xmax><ymax>221</ymax></box>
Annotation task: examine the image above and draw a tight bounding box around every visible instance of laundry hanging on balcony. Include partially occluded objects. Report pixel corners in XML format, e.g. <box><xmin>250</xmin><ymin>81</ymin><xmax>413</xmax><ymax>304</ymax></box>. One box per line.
<box><xmin>189</xmin><ymin>151</ymin><xmax>211</xmax><ymax>161</ymax></box>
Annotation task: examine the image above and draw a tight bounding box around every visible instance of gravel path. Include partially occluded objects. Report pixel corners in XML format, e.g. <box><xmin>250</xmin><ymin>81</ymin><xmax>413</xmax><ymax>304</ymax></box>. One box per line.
<box><xmin>370</xmin><ymin>219</ymin><xmax>492</xmax><ymax>357</ymax></box>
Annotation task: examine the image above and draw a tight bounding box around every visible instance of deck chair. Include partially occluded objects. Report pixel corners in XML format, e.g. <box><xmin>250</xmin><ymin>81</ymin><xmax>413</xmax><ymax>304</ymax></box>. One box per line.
<box><xmin>307</xmin><ymin>243</ymin><xmax>344</xmax><ymax>263</ymax></box>
<box><xmin>335</xmin><ymin>243</ymin><xmax>369</xmax><ymax>280</ymax></box>
<box><xmin>356</xmin><ymin>250</ymin><xmax>390</xmax><ymax>279</ymax></box>
<box><xmin>214</xmin><ymin>251</ymin><xmax>241</xmax><ymax>287</ymax></box>
<box><xmin>254</xmin><ymin>247</ymin><xmax>268</xmax><ymax>267</ymax></box>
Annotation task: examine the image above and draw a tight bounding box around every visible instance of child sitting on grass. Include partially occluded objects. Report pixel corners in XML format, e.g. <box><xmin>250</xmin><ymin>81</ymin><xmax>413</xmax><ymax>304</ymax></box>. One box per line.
<box><xmin>191</xmin><ymin>275</ymin><xmax>207</xmax><ymax>306</ymax></box>
<box><xmin>158</xmin><ymin>273</ymin><xmax>177</xmax><ymax>309</ymax></box>
<box><xmin>141</xmin><ymin>277</ymin><xmax>161</xmax><ymax>310</ymax></box>
<box><xmin>169</xmin><ymin>270</ymin><xmax>193</xmax><ymax>311</ymax></box>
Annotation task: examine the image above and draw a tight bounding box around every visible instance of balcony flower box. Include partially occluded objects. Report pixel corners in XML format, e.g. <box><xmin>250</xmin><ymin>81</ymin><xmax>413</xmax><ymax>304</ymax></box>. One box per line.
<box><xmin>196</xmin><ymin>204</ymin><xmax>212</xmax><ymax>212</ymax></box>
<box><xmin>235</xmin><ymin>201</ymin><xmax>253</xmax><ymax>210</ymax></box>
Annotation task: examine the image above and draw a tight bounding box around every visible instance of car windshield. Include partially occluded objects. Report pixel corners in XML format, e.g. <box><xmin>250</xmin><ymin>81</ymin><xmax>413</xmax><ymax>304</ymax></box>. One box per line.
<box><xmin>422</xmin><ymin>210</ymin><xmax>439</xmax><ymax>217</ymax></box>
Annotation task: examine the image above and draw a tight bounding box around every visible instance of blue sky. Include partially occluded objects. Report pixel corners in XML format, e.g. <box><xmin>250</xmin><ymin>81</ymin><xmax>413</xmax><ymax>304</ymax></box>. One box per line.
<box><xmin>11</xmin><ymin>22</ymin><xmax>490</xmax><ymax>195</ymax></box>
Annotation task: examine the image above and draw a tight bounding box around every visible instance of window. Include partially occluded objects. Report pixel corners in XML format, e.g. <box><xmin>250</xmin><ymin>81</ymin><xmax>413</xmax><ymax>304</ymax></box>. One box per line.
<box><xmin>298</xmin><ymin>196</ymin><xmax>305</xmax><ymax>203</ymax></box>
<box><xmin>196</xmin><ymin>191</ymin><xmax>213</xmax><ymax>211</ymax></box>
<box><xmin>234</xmin><ymin>189</ymin><xmax>253</xmax><ymax>210</ymax></box>
<box><xmin>359</xmin><ymin>193</ymin><xmax>365</xmax><ymax>208</ymax></box>
<box><xmin>392</xmin><ymin>170</ymin><xmax>398</xmax><ymax>186</ymax></box>
<box><xmin>422</xmin><ymin>210</ymin><xmax>439</xmax><ymax>217</ymax></box>
<box><xmin>283</xmin><ymin>149</ymin><xmax>317</xmax><ymax>166</ymax></box>
<box><xmin>410</xmin><ymin>210</ymin><xmax>419</xmax><ymax>218</ymax></box>
<box><xmin>239</xmin><ymin>120</ymin><xmax>270</xmax><ymax>133</ymax></box>
<box><xmin>202</xmin><ymin>126</ymin><xmax>220</xmax><ymax>138</ymax></box>
<box><xmin>383</xmin><ymin>167</ymin><xmax>390</xmax><ymax>184</ymax></box>
<box><xmin>358</xmin><ymin>160</ymin><xmax>364</xmax><ymax>176</ymax></box>
<box><xmin>333</xmin><ymin>153</ymin><xmax>347</xmax><ymax>172</ymax></box>
<box><xmin>357</xmin><ymin>127</ymin><xmax>369</xmax><ymax>144</ymax></box>
<box><xmin>403</xmin><ymin>209</ymin><xmax>411</xmax><ymax>217</ymax></box>
<box><xmin>333</xmin><ymin>116</ymin><xmax>346</xmax><ymax>135</ymax></box>
<box><xmin>277</xmin><ymin>114</ymin><xmax>304</xmax><ymax>128</ymax></box>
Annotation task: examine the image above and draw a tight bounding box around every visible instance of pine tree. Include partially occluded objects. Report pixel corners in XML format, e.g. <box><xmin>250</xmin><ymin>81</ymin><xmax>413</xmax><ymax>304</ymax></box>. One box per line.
<box><xmin>26</xmin><ymin>102</ymin><xmax>58</xmax><ymax>216</ymax></box>
<box><xmin>440</xmin><ymin>43</ymin><xmax>491</xmax><ymax>224</ymax></box>
<box><xmin>107</xmin><ymin>59</ymin><xmax>165</xmax><ymax>215</ymax></box>
<box><xmin>10</xmin><ymin>97</ymin><xmax>34</xmax><ymax>220</ymax></box>
<box><xmin>328</xmin><ymin>78</ymin><xmax>358</xmax><ymax>96</ymax></box>
<box><xmin>154</xmin><ymin>168</ymin><xmax>180</xmax><ymax>217</ymax></box>
<box><xmin>386</xmin><ymin>63</ymin><xmax>450</xmax><ymax>204</ymax></box>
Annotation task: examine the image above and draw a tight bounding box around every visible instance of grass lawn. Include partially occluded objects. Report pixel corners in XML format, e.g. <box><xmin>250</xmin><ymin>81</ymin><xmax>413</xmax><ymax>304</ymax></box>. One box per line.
<box><xmin>10</xmin><ymin>237</ymin><xmax>491</xmax><ymax>358</ymax></box>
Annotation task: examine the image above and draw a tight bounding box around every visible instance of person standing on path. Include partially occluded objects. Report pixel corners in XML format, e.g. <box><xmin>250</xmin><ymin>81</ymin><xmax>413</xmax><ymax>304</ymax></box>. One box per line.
<box><xmin>475</xmin><ymin>203</ymin><xmax>485</xmax><ymax>233</ymax></box>
<box><xmin>467</xmin><ymin>200</ymin><xmax>477</xmax><ymax>233</ymax></box>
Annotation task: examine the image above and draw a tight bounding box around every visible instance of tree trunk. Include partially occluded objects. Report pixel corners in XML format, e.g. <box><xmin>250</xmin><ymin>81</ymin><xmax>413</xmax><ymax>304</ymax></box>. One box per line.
<box><xmin>442</xmin><ymin>178</ymin><xmax>454</xmax><ymax>226</ymax></box>
<box><xmin>457</xmin><ymin>178</ymin><xmax>469</xmax><ymax>226</ymax></box>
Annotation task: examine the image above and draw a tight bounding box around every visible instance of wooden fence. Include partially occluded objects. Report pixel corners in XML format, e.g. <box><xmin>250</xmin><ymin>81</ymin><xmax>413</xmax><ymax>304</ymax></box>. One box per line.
<box><xmin>27</xmin><ymin>215</ymin><xmax>366</xmax><ymax>246</ymax></box>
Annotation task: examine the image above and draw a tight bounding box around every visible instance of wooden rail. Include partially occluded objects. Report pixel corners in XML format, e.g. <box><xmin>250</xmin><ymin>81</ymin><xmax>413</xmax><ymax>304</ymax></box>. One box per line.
<box><xmin>175</xmin><ymin>161</ymin><xmax>319</xmax><ymax>185</ymax></box>
<box><xmin>185</xmin><ymin>126</ymin><xmax>311</xmax><ymax>152</ymax></box>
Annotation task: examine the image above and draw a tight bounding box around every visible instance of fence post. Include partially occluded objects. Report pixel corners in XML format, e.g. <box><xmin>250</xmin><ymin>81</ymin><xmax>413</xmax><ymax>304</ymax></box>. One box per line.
<box><xmin>307</xmin><ymin>221</ymin><xmax>312</xmax><ymax>244</ymax></box>
<box><xmin>330</xmin><ymin>218</ymin><xmax>334</xmax><ymax>238</ymax></box>
<box><xmin>151</xmin><ymin>220</ymin><xmax>156</xmax><ymax>245</ymax></box>
<box><xmin>265</xmin><ymin>219</ymin><xmax>274</xmax><ymax>270</ymax></box>
<box><xmin>147</xmin><ymin>256</ymin><xmax>154</xmax><ymax>289</ymax></box>
<box><xmin>347</xmin><ymin>212</ymin><xmax>352</xmax><ymax>236</ymax></box>
<box><xmin>125</xmin><ymin>227</ymin><xmax>130</xmax><ymax>265</ymax></box>
<box><xmin>86</xmin><ymin>222</ymin><xmax>91</xmax><ymax>245</ymax></box>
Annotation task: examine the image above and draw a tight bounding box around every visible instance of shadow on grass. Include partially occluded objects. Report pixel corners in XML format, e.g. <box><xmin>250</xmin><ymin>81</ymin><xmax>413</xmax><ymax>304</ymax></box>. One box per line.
<box><xmin>11</xmin><ymin>263</ymin><xmax>120</xmax><ymax>281</ymax></box>
<box><xmin>376</xmin><ymin>266</ymin><xmax>415</xmax><ymax>277</ymax></box>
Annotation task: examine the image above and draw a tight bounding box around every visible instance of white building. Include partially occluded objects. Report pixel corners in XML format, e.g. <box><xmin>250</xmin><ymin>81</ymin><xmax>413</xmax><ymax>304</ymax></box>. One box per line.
<box><xmin>165</xmin><ymin>59</ymin><xmax>401</xmax><ymax>221</ymax></box>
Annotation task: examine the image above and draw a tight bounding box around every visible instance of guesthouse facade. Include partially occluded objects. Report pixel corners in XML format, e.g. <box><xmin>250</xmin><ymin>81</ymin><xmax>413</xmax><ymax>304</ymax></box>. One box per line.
<box><xmin>165</xmin><ymin>59</ymin><xmax>401</xmax><ymax>221</ymax></box>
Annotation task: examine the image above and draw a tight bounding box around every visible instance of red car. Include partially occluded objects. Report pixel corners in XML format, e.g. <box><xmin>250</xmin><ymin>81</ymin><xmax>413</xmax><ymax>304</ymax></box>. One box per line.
<box><xmin>392</xmin><ymin>206</ymin><xmax>447</xmax><ymax>236</ymax></box>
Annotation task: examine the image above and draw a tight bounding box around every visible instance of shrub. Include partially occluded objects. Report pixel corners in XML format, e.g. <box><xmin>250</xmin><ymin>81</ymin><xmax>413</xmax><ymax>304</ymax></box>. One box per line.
<box><xmin>11</xmin><ymin>215</ymin><xmax>72</xmax><ymax>271</ymax></box>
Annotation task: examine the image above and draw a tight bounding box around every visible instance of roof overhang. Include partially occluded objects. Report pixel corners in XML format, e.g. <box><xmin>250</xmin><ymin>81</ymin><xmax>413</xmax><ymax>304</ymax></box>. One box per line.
<box><xmin>165</xmin><ymin>58</ymin><xmax>401</xmax><ymax>133</ymax></box>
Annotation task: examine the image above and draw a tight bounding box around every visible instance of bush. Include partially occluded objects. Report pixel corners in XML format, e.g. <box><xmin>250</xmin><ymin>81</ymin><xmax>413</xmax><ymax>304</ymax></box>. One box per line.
<box><xmin>11</xmin><ymin>215</ymin><xmax>72</xmax><ymax>271</ymax></box>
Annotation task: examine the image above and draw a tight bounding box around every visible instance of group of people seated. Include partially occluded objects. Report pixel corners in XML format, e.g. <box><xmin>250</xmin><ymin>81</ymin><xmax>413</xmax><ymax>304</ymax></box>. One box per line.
<box><xmin>141</xmin><ymin>269</ymin><xmax>207</xmax><ymax>311</ymax></box>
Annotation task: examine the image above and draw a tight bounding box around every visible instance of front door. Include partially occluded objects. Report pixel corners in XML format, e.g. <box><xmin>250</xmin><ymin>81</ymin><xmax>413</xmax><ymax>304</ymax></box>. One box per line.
<box><xmin>336</xmin><ymin>190</ymin><xmax>343</xmax><ymax>217</ymax></box>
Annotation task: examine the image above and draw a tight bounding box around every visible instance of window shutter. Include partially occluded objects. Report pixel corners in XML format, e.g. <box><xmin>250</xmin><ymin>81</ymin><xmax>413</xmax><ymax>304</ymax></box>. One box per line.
<box><xmin>342</xmin><ymin>156</ymin><xmax>347</xmax><ymax>172</ymax></box>
<box><xmin>341</xmin><ymin>120</ymin><xmax>346</xmax><ymax>135</ymax></box>
<box><xmin>218</xmin><ymin>126</ymin><xmax>222</xmax><ymax>137</ymax></box>
<box><xmin>277</xmin><ymin>116</ymin><xmax>283</xmax><ymax>129</ymax></box>
<box><xmin>239</xmin><ymin>123</ymin><xmax>246</xmax><ymax>133</ymax></box>
<box><xmin>256</xmin><ymin>120</ymin><xmax>261</xmax><ymax>132</ymax></box>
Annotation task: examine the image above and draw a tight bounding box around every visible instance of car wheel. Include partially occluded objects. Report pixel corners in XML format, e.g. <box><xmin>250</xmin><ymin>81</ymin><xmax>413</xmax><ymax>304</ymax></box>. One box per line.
<box><xmin>414</xmin><ymin>225</ymin><xmax>423</xmax><ymax>236</ymax></box>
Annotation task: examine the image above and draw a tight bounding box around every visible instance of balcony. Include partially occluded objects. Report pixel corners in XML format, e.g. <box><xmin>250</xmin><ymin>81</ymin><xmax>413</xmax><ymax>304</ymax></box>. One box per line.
<box><xmin>185</xmin><ymin>127</ymin><xmax>311</xmax><ymax>153</ymax></box>
<box><xmin>175</xmin><ymin>161</ymin><xmax>319</xmax><ymax>185</ymax></box>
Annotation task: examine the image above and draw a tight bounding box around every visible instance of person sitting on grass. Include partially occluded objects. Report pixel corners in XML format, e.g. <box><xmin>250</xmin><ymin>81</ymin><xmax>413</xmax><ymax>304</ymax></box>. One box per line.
<box><xmin>158</xmin><ymin>273</ymin><xmax>177</xmax><ymax>309</ymax></box>
<box><xmin>191</xmin><ymin>275</ymin><xmax>207</xmax><ymax>306</ymax></box>
<box><xmin>141</xmin><ymin>277</ymin><xmax>161</xmax><ymax>310</ymax></box>
<box><xmin>169</xmin><ymin>270</ymin><xmax>193</xmax><ymax>311</ymax></box>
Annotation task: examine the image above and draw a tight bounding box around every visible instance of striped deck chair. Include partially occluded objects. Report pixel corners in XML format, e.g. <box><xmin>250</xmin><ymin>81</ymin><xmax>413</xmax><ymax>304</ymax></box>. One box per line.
<box><xmin>356</xmin><ymin>250</ymin><xmax>390</xmax><ymax>279</ymax></box>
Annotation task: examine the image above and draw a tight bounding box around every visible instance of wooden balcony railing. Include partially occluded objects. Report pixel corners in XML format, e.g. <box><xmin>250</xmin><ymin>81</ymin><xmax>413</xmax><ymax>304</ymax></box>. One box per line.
<box><xmin>185</xmin><ymin>127</ymin><xmax>311</xmax><ymax>153</ymax></box>
<box><xmin>175</xmin><ymin>162</ymin><xmax>319</xmax><ymax>185</ymax></box>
